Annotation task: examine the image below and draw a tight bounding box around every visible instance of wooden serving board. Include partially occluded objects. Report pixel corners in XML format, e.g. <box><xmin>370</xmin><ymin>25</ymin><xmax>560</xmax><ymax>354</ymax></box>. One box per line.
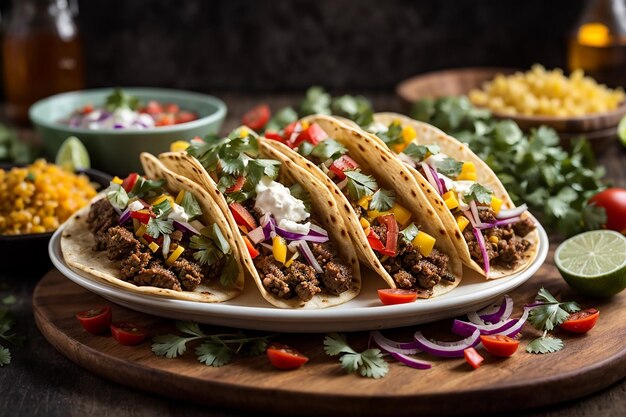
<box><xmin>33</xmin><ymin>255</ymin><xmax>626</xmax><ymax>417</ymax></box>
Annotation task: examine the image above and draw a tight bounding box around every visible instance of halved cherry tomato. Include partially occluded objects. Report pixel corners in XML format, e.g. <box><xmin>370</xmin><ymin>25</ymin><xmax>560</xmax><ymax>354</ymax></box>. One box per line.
<box><xmin>228</xmin><ymin>202</ymin><xmax>258</xmax><ymax>230</ymax></box>
<box><xmin>559</xmin><ymin>308</ymin><xmax>599</xmax><ymax>333</ymax></box>
<box><xmin>266</xmin><ymin>343</ymin><xmax>309</xmax><ymax>369</ymax></box>
<box><xmin>144</xmin><ymin>100</ymin><xmax>163</xmax><ymax>115</ymax></box>
<box><xmin>377</xmin><ymin>289</ymin><xmax>417</xmax><ymax>305</ymax></box>
<box><xmin>110</xmin><ymin>321</ymin><xmax>148</xmax><ymax>346</ymax></box>
<box><xmin>121</xmin><ymin>173</ymin><xmax>139</xmax><ymax>193</ymax></box>
<box><xmin>589</xmin><ymin>188</ymin><xmax>626</xmax><ymax>234</ymax></box>
<box><xmin>130</xmin><ymin>210</ymin><xmax>154</xmax><ymax>224</ymax></box>
<box><xmin>379</xmin><ymin>214</ymin><xmax>398</xmax><ymax>257</ymax></box>
<box><xmin>367</xmin><ymin>229</ymin><xmax>384</xmax><ymax>252</ymax></box>
<box><xmin>81</xmin><ymin>104</ymin><xmax>94</xmax><ymax>115</ymax></box>
<box><xmin>243</xmin><ymin>235</ymin><xmax>260</xmax><ymax>259</ymax></box>
<box><xmin>464</xmin><ymin>347</ymin><xmax>484</xmax><ymax>369</ymax></box>
<box><xmin>76</xmin><ymin>306</ymin><xmax>112</xmax><ymax>335</ymax></box>
<box><xmin>156</xmin><ymin>114</ymin><xmax>175</xmax><ymax>126</ymax></box>
<box><xmin>226</xmin><ymin>176</ymin><xmax>245</xmax><ymax>193</ymax></box>
<box><xmin>293</xmin><ymin>123</ymin><xmax>328</xmax><ymax>147</ymax></box>
<box><xmin>329</xmin><ymin>155</ymin><xmax>359</xmax><ymax>180</ymax></box>
<box><xmin>242</xmin><ymin>104</ymin><xmax>271</xmax><ymax>131</ymax></box>
<box><xmin>175</xmin><ymin>111</ymin><xmax>197</xmax><ymax>124</ymax></box>
<box><xmin>480</xmin><ymin>335</ymin><xmax>520</xmax><ymax>357</ymax></box>
<box><xmin>264</xmin><ymin>131</ymin><xmax>285</xmax><ymax>143</ymax></box>
<box><xmin>165</xmin><ymin>103</ymin><xmax>180</xmax><ymax>114</ymax></box>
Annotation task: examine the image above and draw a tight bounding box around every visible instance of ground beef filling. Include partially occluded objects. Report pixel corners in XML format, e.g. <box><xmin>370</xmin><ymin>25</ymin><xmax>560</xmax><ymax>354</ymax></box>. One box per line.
<box><xmin>371</xmin><ymin>224</ymin><xmax>455</xmax><ymax>297</ymax></box>
<box><xmin>88</xmin><ymin>199</ymin><xmax>216</xmax><ymax>291</ymax></box>
<box><xmin>465</xmin><ymin>208</ymin><xmax>536</xmax><ymax>269</ymax></box>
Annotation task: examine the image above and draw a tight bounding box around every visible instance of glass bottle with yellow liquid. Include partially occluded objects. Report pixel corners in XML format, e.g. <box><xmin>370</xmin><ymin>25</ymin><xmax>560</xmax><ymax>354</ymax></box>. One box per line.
<box><xmin>569</xmin><ymin>0</ymin><xmax>626</xmax><ymax>88</ymax></box>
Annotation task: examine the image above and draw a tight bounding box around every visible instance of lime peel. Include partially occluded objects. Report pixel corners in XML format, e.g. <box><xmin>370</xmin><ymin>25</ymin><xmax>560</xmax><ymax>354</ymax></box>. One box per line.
<box><xmin>55</xmin><ymin>136</ymin><xmax>90</xmax><ymax>171</ymax></box>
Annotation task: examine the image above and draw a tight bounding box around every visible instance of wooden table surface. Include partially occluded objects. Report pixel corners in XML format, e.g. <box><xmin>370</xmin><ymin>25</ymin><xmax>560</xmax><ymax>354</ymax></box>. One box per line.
<box><xmin>1</xmin><ymin>94</ymin><xmax>625</xmax><ymax>417</ymax></box>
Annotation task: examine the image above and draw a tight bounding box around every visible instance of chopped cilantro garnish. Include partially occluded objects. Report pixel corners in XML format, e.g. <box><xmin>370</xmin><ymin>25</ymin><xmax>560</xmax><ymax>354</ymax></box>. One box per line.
<box><xmin>180</xmin><ymin>192</ymin><xmax>203</xmax><ymax>221</ymax></box>
<box><xmin>344</xmin><ymin>170</ymin><xmax>378</xmax><ymax>201</ymax></box>
<box><xmin>399</xmin><ymin>222</ymin><xmax>420</xmax><ymax>243</ymax></box>
<box><xmin>434</xmin><ymin>157</ymin><xmax>464</xmax><ymax>177</ymax></box>
<box><xmin>106</xmin><ymin>88</ymin><xmax>139</xmax><ymax>111</ymax></box>
<box><xmin>369</xmin><ymin>188</ymin><xmax>396</xmax><ymax>211</ymax></box>
<box><xmin>464</xmin><ymin>183</ymin><xmax>494</xmax><ymax>205</ymax></box>
<box><xmin>324</xmin><ymin>333</ymin><xmax>388</xmax><ymax>379</ymax></box>
<box><xmin>310</xmin><ymin>139</ymin><xmax>347</xmax><ymax>161</ymax></box>
<box><xmin>289</xmin><ymin>183</ymin><xmax>312</xmax><ymax>211</ymax></box>
<box><xmin>298</xmin><ymin>141</ymin><xmax>315</xmax><ymax>156</ymax></box>
<box><xmin>129</xmin><ymin>177</ymin><xmax>166</xmax><ymax>199</ymax></box>
<box><xmin>299</xmin><ymin>87</ymin><xmax>332</xmax><ymax>116</ymax></box>
<box><xmin>190</xmin><ymin>224</ymin><xmax>235</xmax><ymax>285</ymax></box>
<box><xmin>265</xmin><ymin>107</ymin><xmax>298</xmax><ymax>132</ymax></box>
<box><xmin>375</xmin><ymin>122</ymin><xmax>403</xmax><ymax>146</ymax></box>
<box><xmin>152</xmin><ymin>198</ymin><xmax>172</xmax><ymax>218</ymax></box>
<box><xmin>402</xmin><ymin>143</ymin><xmax>440</xmax><ymax>162</ymax></box>
<box><xmin>146</xmin><ymin>217</ymin><xmax>174</xmax><ymax>238</ymax></box>
<box><xmin>106</xmin><ymin>183</ymin><xmax>129</xmax><ymax>210</ymax></box>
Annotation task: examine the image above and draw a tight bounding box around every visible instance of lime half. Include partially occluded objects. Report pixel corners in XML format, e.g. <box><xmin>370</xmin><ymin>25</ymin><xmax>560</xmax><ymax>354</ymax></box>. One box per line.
<box><xmin>55</xmin><ymin>136</ymin><xmax>90</xmax><ymax>171</ymax></box>
<box><xmin>619</xmin><ymin>115</ymin><xmax>626</xmax><ymax>147</ymax></box>
<box><xmin>555</xmin><ymin>230</ymin><xmax>626</xmax><ymax>297</ymax></box>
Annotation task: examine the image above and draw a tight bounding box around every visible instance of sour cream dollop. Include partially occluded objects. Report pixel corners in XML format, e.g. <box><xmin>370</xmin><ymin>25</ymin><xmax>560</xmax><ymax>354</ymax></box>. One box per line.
<box><xmin>254</xmin><ymin>177</ymin><xmax>310</xmax><ymax>231</ymax></box>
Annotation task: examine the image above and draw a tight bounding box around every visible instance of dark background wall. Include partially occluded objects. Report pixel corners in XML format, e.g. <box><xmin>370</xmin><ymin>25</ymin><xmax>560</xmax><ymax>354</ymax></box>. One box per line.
<box><xmin>2</xmin><ymin>0</ymin><xmax>589</xmax><ymax>93</ymax></box>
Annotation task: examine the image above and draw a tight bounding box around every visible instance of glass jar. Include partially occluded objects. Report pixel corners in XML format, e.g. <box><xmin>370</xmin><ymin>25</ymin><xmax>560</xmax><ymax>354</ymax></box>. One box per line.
<box><xmin>2</xmin><ymin>0</ymin><xmax>85</xmax><ymax>124</ymax></box>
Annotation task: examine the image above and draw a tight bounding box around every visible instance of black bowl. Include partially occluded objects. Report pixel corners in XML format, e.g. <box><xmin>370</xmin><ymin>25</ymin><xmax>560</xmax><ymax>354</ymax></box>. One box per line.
<box><xmin>0</xmin><ymin>164</ymin><xmax>111</xmax><ymax>274</ymax></box>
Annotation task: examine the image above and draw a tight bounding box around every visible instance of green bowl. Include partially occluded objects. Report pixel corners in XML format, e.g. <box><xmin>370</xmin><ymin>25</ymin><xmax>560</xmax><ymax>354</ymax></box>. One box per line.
<box><xmin>29</xmin><ymin>88</ymin><xmax>227</xmax><ymax>175</ymax></box>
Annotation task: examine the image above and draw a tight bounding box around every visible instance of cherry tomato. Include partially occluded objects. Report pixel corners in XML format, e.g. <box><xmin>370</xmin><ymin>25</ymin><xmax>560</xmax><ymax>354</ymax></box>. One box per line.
<box><xmin>110</xmin><ymin>321</ymin><xmax>148</xmax><ymax>346</ymax></box>
<box><xmin>175</xmin><ymin>111</ymin><xmax>197</xmax><ymax>124</ymax></box>
<box><xmin>228</xmin><ymin>202</ymin><xmax>258</xmax><ymax>230</ymax></box>
<box><xmin>464</xmin><ymin>347</ymin><xmax>484</xmax><ymax>369</ymax></box>
<box><xmin>283</xmin><ymin>121</ymin><xmax>302</xmax><ymax>144</ymax></box>
<box><xmin>293</xmin><ymin>123</ymin><xmax>328</xmax><ymax>147</ymax></box>
<box><xmin>377</xmin><ymin>289</ymin><xmax>418</xmax><ymax>305</ymax></box>
<box><xmin>156</xmin><ymin>114</ymin><xmax>175</xmax><ymax>126</ymax></box>
<box><xmin>589</xmin><ymin>188</ymin><xmax>626</xmax><ymax>234</ymax></box>
<box><xmin>266</xmin><ymin>343</ymin><xmax>309</xmax><ymax>369</ymax></box>
<box><xmin>145</xmin><ymin>100</ymin><xmax>163</xmax><ymax>115</ymax></box>
<box><xmin>165</xmin><ymin>103</ymin><xmax>180</xmax><ymax>114</ymax></box>
<box><xmin>121</xmin><ymin>173</ymin><xmax>139</xmax><ymax>193</ymax></box>
<box><xmin>81</xmin><ymin>104</ymin><xmax>94</xmax><ymax>115</ymax></box>
<box><xmin>225</xmin><ymin>176</ymin><xmax>245</xmax><ymax>193</ymax></box>
<box><xmin>480</xmin><ymin>335</ymin><xmax>520</xmax><ymax>357</ymax></box>
<box><xmin>243</xmin><ymin>235</ymin><xmax>260</xmax><ymax>259</ymax></box>
<box><xmin>242</xmin><ymin>104</ymin><xmax>271</xmax><ymax>131</ymax></box>
<box><xmin>560</xmin><ymin>308</ymin><xmax>599</xmax><ymax>333</ymax></box>
<box><xmin>264</xmin><ymin>131</ymin><xmax>285</xmax><ymax>143</ymax></box>
<box><xmin>378</xmin><ymin>214</ymin><xmax>398</xmax><ymax>257</ymax></box>
<box><xmin>329</xmin><ymin>155</ymin><xmax>359</xmax><ymax>180</ymax></box>
<box><xmin>76</xmin><ymin>306</ymin><xmax>112</xmax><ymax>335</ymax></box>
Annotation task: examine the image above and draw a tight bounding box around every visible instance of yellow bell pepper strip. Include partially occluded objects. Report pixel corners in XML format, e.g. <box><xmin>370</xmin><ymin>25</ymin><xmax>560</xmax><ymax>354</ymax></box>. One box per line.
<box><xmin>442</xmin><ymin>191</ymin><xmax>460</xmax><ymax>210</ymax></box>
<box><xmin>379</xmin><ymin>214</ymin><xmax>398</xmax><ymax>257</ymax></box>
<box><xmin>390</xmin><ymin>204</ymin><xmax>412</xmax><ymax>227</ymax></box>
<box><xmin>170</xmin><ymin>141</ymin><xmax>190</xmax><ymax>152</ymax></box>
<box><xmin>456</xmin><ymin>215</ymin><xmax>470</xmax><ymax>232</ymax></box>
<box><xmin>238</xmin><ymin>126</ymin><xmax>249</xmax><ymax>138</ymax></box>
<box><xmin>148</xmin><ymin>242</ymin><xmax>159</xmax><ymax>253</ymax></box>
<box><xmin>165</xmin><ymin>245</ymin><xmax>185</xmax><ymax>266</ymax></box>
<box><xmin>412</xmin><ymin>231</ymin><xmax>436</xmax><ymax>257</ymax></box>
<box><xmin>273</xmin><ymin>235</ymin><xmax>287</xmax><ymax>264</ymax></box>
<box><xmin>243</xmin><ymin>236</ymin><xmax>259</xmax><ymax>259</ymax></box>
<box><xmin>112</xmin><ymin>176</ymin><xmax>124</xmax><ymax>185</ymax></box>
<box><xmin>360</xmin><ymin>217</ymin><xmax>370</xmax><ymax>229</ymax></box>
<box><xmin>457</xmin><ymin>162</ymin><xmax>477</xmax><ymax>181</ymax></box>
<box><xmin>367</xmin><ymin>209</ymin><xmax>390</xmax><ymax>220</ymax></box>
<box><xmin>150</xmin><ymin>194</ymin><xmax>168</xmax><ymax>206</ymax></box>
<box><xmin>135</xmin><ymin>224</ymin><xmax>147</xmax><ymax>238</ymax></box>
<box><xmin>490</xmin><ymin>196</ymin><xmax>503</xmax><ymax>214</ymax></box>
<box><xmin>358</xmin><ymin>195</ymin><xmax>372</xmax><ymax>210</ymax></box>
<box><xmin>175</xmin><ymin>190</ymin><xmax>185</xmax><ymax>204</ymax></box>
<box><xmin>284</xmin><ymin>251</ymin><xmax>299</xmax><ymax>268</ymax></box>
<box><xmin>401</xmin><ymin>125</ymin><xmax>417</xmax><ymax>143</ymax></box>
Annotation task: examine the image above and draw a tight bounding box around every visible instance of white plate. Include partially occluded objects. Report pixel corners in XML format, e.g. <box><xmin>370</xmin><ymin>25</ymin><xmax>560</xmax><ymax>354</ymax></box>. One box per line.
<box><xmin>49</xmin><ymin>222</ymin><xmax>548</xmax><ymax>333</ymax></box>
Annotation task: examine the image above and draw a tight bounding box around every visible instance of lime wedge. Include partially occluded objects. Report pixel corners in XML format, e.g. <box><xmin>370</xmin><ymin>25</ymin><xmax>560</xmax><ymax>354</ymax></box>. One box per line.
<box><xmin>555</xmin><ymin>230</ymin><xmax>626</xmax><ymax>297</ymax></box>
<box><xmin>619</xmin><ymin>115</ymin><xmax>626</xmax><ymax>147</ymax></box>
<box><xmin>55</xmin><ymin>136</ymin><xmax>90</xmax><ymax>171</ymax></box>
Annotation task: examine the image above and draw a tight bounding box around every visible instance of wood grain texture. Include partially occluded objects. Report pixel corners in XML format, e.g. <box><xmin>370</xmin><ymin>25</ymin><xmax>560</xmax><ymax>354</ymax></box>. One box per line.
<box><xmin>33</xmin><ymin>256</ymin><xmax>626</xmax><ymax>417</ymax></box>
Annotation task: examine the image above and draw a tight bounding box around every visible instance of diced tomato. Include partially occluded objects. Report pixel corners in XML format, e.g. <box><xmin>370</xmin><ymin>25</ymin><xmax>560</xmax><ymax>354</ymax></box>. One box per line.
<box><xmin>145</xmin><ymin>100</ymin><xmax>163</xmax><ymax>115</ymax></box>
<box><xmin>464</xmin><ymin>347</ymin><xmax>484</xmax><ymax>369</ymax></box>
<box><xmin>367</xmin><ymin>229</ymin><xmax>384</xmax><ymax>252</ymax></box>
<box><xmin>328</xmin><ymin>155</ymin><xmax>359</xmax><ymax>180</ymax></box>
<box><xmin>175</xmin><ymin>111</ymin><xmax>197</xmax><ymax>124</ymax></box>
<box><xmin>242</xmin><ymin>104</ymin><xmax>271</xmax><ymax>131</ymax></box>
<box><xmin>560</xmin><ymin>308</ymin><xmax>599</xmax><ymax>333</ymax></box>
<box><xmin>190</xmin><ymin>136</ymin><xmax>204</xmax><ymax>144</ymax></box>
<box><xmin>293</xmin><ymin>123</ymin><xmax>329</xmax><ymax>147</ymax></box>
<box><xmin>228</xmin><ymin>202</ymin><xmax>258</xmax><ymax>230</ymax></box>
<box><xmin>81</xmin><ymin>104</ymin><xmax>94</xmax><ymax>115</ymax></box>
<box><xmin>110</xmin><ymin>321</ymin><xmax>148</xmax><ymax>346</ymax></box>
<box><xmin>264</xmin><ymin>131</ymin><xmax>285</xmax><ymax>143</ymax></box>
<box><xmin>243</xmin><ymin>235</ymin><xmax>260</xmax><ymax>259</ymax></box>
<box><xmin>379</xmin><ymin>214</ymin><xmax>398</xmax><ymax>257</ymax></box>
<box><xmin>266</xmin><ymin>343</ymin><xmax>309</xmax><ymax>370</ymax></box>
<box><xmin>225</xmin><ymin>176</ymin><xmax>245</xmax><ymax>193</ymax></box>
<box><xmin>480</xmin><ymin>335</ymin><xmax>520</xmax><ymax>357</ymax></box>
<box><xmin>130</xmin><ymin>210</ymin><xmax>154</xmax><ymax>224</ymax></box>
<box><xmin>76</xmin><ymin>306</ymin><xmax>112</xmax><ymax>335</ymax></box>
<box><xmin>283</xmin><ymin>121</ymin><xmax>302</xmax><ymax>146</ymax></box>
<box><xmin>121</xmin><ymin>173</ymin><xmax>139</xmax><ymax>193</ymax></box>
<box><xmin>165</xmin><ymin>103</ymin><xmax>180</xmax><ymax>114</ymax></box>
<box><xmin>156</xmin><ymin>114</ymin><xmax>175</xmax><ymax>126</ymax></box>
<box><xmin>377</xmin><ymin>289</ymin><xmax>418</xmax><ymax>305</ymax></box>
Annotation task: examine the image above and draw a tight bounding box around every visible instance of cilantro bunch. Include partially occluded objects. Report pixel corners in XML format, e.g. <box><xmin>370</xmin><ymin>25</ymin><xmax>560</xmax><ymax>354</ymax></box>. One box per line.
<box><xmin>411</xmin><ymin>96</ymin><xmax>606</xmax><ymax>236</ymax></box>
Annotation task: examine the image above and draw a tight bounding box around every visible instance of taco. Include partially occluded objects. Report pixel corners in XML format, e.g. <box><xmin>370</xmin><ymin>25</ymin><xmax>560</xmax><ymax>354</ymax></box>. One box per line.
<box><xmin>365</xmin><ymin>112</ymin><xmax>539</xmax><ymax>278</ymax></box>
<box><xmin>158</xmin><ymin>127</ymin><xmax>361</xmax><ymax>309</ymax></box>
<box><xmin>262</xmin><ymin>115</ymin><xmax>463</xmax><ymax>299</ymax></box>
<box><xmin>61</xmin><ymin>153</ymin><xmax>244</xmax><ymax>302</ymax></box>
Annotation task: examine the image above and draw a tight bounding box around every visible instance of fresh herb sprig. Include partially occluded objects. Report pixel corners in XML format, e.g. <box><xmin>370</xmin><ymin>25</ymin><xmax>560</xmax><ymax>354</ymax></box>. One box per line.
<box><xmin>344</xmin><ymin>170</ymin><xmax>378</xmax><ymax>201</ymax></box>
<box><xmin>0</xmin><ymin>298</ymin><xmax>25</xmax><ymax>367</ymax></box>
<box><xmin>152</xmin><ymin>321</ymin><xmax>273</xmax><ymax>367</ymax></box>
<box><xmin>323</xmin><ymin>333</ymin><xmax>388</xmax><ymax>379</ymax></box>
<box><xmin>106</xmin><ymin>88</ymin><xmax>139</xmax><ymax>111</ymax></box>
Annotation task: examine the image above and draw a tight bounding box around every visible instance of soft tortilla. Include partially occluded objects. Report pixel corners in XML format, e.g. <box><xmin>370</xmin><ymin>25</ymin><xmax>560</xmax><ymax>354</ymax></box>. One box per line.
<box><xmin>263</xmin><ymin>115</ymin><xmax>463</xmax><ymax>297</ymax></box>
<box><xmin>371</xmin><ymin>112</ymin><xmax>540</xmax><ymax>279</ymax></box>
<box><xmin>61</xmin><ymin>153</ymin><xmax>245</xmax><ymax>302</ymax></box>
<box><xmin>158</xmin><ymin>131</ymin><xmax>361</xmax><ymax>309</ymax></box>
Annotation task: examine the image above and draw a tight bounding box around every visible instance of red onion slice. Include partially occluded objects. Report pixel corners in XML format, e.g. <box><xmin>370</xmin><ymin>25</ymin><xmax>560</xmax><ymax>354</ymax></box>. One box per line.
<box><xmin>420</xmin><ymin>162</ymin><xmax>440</xmax><ymax>195</ymax></box>
<box><xmin>413</xmin><ymin>328</ymin><xmax>481</xmax><ymax>357</ymax></box>
<box><xmin>397</xmin><ymin>153</ymin><xmax>417</xmax><ymax>168</ymax></box>
<box><xmin>427</xmin><ymin>164</ymin><xmax>444</xmax><ymax>195</ymax></box>
<box><xmin>452</xmin><ymin>318</ymin><xmax>518</xmax><ymax>337</ymax></box>
<box><xmin>479</xmin><ymin>295</ymin><xmax>514</xmax><ymax>323</ymax></box>
<box><xmin>469</xmin><ymin>200</ymin><xmax>484</xmax><ymax>227</ymax></box>
<box><xmin>496</xmin><ymin>203</ymin><xmax>528</xmax><ymax>220</ymax></box>
<box><xmin>247</xmin><ymin>225</ymin><xmax>267</xmax><ymax>244</ymax></box>
<box><xmin>499</xmin><ymin>306</ymin><xmax>533</xmax><ymax>337</ymax></box>
<box><xmin>388</xmin><ymin>352</ymin><xmax>432</xmax><ymax>370</ymax></box>
<box><xmin>308</xmin><ymin>224</ymin><xmax>329</xmax><ymax>237</ymax></box>
<box><xmin>296</xmin><ymin>240</ymin><xmax>323</xmax><ymax>274</ymax></box>
<box><xmin>477</xmin><ymin>216</ymin><xmax>523</xmax><ymax>230</ymax></box>
<box><xmin>118</xmin><ymin>207</ymin><xmax>132</xmax><ymax>224</ymax></box>
<box><xmin>371</xmin><ymin>331</ymin><xmax>422</xmax><ymax>355</ymax></box>
<box><xmin>173</xmin><ymin>220</ymin><xmax>201</xmax><ymax>235</ymax></box>
<box><xmin>275</xmin><ymin>226</ymin><xmax>329</xmax><ymax>243</ymax></box>
<box><xmin>472</xmin><ymin>227</ymin><xmax>490</xmax><ymax>276</ymax></box>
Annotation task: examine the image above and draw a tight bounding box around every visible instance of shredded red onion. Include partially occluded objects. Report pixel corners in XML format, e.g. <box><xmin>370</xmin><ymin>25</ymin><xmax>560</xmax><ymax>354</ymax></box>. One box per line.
<box><xmin>420</xmin><ymin>162</ymin><xmax>440</xmax><ymax>194</ymax></box>
<box><xmin>469</xmin><ymin>200</ymin><xmax>484</xmax><ymax>227</ymax></box>
<box><xmin>397</xmin><ymin>152</ymin><xmax>417</xmax><ymax>168</ymax></box>
<box><xmin>118</xmin><ymin>207</ymin><xmax>132</xmax><ymax>224</ymax></box>
<box><xmin>477</xmin><ymin>216</ymin><xmax>523</xmax><ymax>230</ymax></box>
<box><xmin>472</xmin><ymin>227</ymin><xmax>490</xmax><ymax>276</ymax></box>
<box><xmin>275</xmin><ymin>226</ymin><xmax>329</xmax><ymax>243</ymax></box>
<box><xmin>297</xmin><ymin>240</ymin><xmax>323</xmax><ymax>273</ymax></box>
<box><xmin>308</xmin><ymin>224</ymin><xmax>329</xmax><ymax>237</ymax></box>
<box><xmin>462</xmin><ymin>209</ymin><xmax>478</xmax><ymax>228</ymax></box>
<box><xmin>480</xmin><ymin>295</ymin><xmax>514</xmax><ymax>323</ymax></box>
<box><xmin>173</xmin><ymin>220</ymin><xmax>200</xmax><ymax>235</ymax></box>
<box><xmin>413</xmin><ymin>328</ymin><xmax>481</xmax><ymax>358</ymax></box>
<box><xmin>427</xmin><ymin>164</ymin><xmax>444</xmax><ymax>195</ymax></box>
<box><xmin>388</xmin><ymin>352</ymin><xmax>432</xmax><ymax>370</ymax></box>
<box><xmin>496</xmin><ymin>204</ymin><xmax>528</xmax><ymax>220</ymax></box>
<box><xmin>452</xmin><ymin>318</ymin><xmax>518</xmax><ymax>337</ymax></box>
<box><xmin>247</xmin><ymin>225</ymin><xmax>267</xmax><ymax>244</ymax></box>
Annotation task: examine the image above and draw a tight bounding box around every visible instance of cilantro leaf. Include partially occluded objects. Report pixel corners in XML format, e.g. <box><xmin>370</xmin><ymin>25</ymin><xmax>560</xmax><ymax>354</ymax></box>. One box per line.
<box><xmin>2</xmin><ymin>295</ymin><xmax>16</xmax><ymax>305</ymax></box>
<box><xmin>106</xmin><ymin>88</ymin><xmax>139</xmax><ymax>111</ymax></box>
<box><xmin>535</xmin><ymin>287</ymin><xmax>559</xmax><ymax>304</ymax></box>
<box><xmin>464</xmin><ymin>183</ymin><xmax>494</xmax><ymax>205</ymax></box>
<box><xmin>205</xmin><ymin>224</ymin><xmax>231</xmax><ymax>255</ymax></box>
<box><xmin>106</xmin><ymin>183</ymin><xmax>129</xmax><ymax>210</ymax></box>
<box><xmin>582</xmin><ymin>203</ymin><xmax>607</xmax><ymax>231</ymax></box>
<box><xmin>323</xmin><ymin>333</ymin><xmax>357</xmax><ymax>356</ymax></box>
<box><xmin>180</xmin><ymin>192</ymin><xmax>202</xmax><ymax>221</ymax></box>
<box><xmin>310</xmin><ymin>139</ymin><xmax>347</xmax><ymax>161</ymax></box>
<box><xmin>195</xmin><ymin>341</ymin><xmax>233</xmax><ymax>367</ymax></box>
<box><xmin>370</xmin><ymin>188</ymin><xmax>396</xmax><ymax>211</ymax></box>
<box><xmin>176</xmin><ymin>321</ymin><xmax>205</xmax><ymax>337</ymax></box>
<box><xmin>376</xmin><ymin>122</ymin><xmax>404</xmax><ymax>146</ymax></box>
<box><xmin>129</xmin><ymin>177</ymin><xmax>166</xmax><ymax>199</ymax></box>
<box><xmin>247</xmin><ymin>159</ymin><xmax>281</xmax><ymax>186</ymax></box>
<box><xmin>528</xmin><ymin>288</ymin><xmax>581</xmax><ymax>331</ymax></box>
<box><xmin>146</xmin><ymin>217</ymin><xmax>174</xmax><ymax>238</ymax></box>
<box><xmin>339</xmin><ymin>352</ymin><xmax>362</xmax><ymax>373</ymax></box>
<box><xmin>265</xmin><ymin>107</ymin><xmax>298</xmax><ymax>132</ymax></box>
<box><xmin>152</xmin><ymin>198</ymin><xmax>172</xmax><ymax>218</ymax></box>
<box><xmin>344</xmin><ymin>170</ymin><xmax>378</xmax><ymax>201</ymax></box>
<box><xmin>400</xmin><ymin>223</ymin><xmax>420</xmax><ymax>243</ymax></box>
<box><xmin>324</xmin><ymin>333</ymin><xmax>388</xmax><ymax>378</ymax></box>
<box><xmin>526</xmin><ymin>336</ymin><xmax>564</xmax><ymax>354</ymax></box>
<box><xmin>402</xmin><ymin>143</ymin><xmax>440</xmax><ymax>162</ymax></box>
<box><xmin>289</xmin><ymin>183</ymin><xmax>312</xmax><ymax>212</ymax></box>
<box><xmin>0</xmin><ymin>347</ymin><xmax>10</xmax><ymax>366</ymax></box>
<box><xmin>359</xmin><ymin>349</ymin><xmax>389</xmax><ymax>379</ymax></box>
<box><xmin>240</xmin><ymin>338</ymin><xmax>269</xmax><ymax>357</ymax></box>
<box><xmin>299</xmin><ymin>86</ymin><xmax>332</xmax><ymax>116</ymax></box>
<box><xmin>298</xmin><ymin>141</ymin><xmax>315</xmax><ymax>157</ymax></box>
<box><xmin>220</xmin><ymin>254</ymin><xmax>240</xmax><ymax>288</ymax></box>
<box><xmin>151</xmin><ymin>334</ymin><xmax>199</xmax><ymax>358</ymax></box>
<box><xmin>331</xmin><ymin>95</ymin><xmax>374</xmax><ymax>127</ymax></box>
<box><xmin>434</xmin><ymin>157</ymin><xmax>464</xmax><ymax>177</ymax></box>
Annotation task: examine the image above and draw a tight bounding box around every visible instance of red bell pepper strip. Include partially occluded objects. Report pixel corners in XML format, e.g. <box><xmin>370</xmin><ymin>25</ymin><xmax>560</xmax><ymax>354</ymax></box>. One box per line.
<box><xmin>243</xmin><ymin>236</ymin><xmax>260</xmax><ymax>259</ymax></box>
<box><xmin>121</xmin><ymin>173</ymin><xmax>139</xmax><ymax>193</ymax></box>
<box><xmin>367</xmin><ymin>229</ymin><xmax>384</xmax><ymax>252</ymax></box>
<box><xmin>379</xmin><ymin>214</ymin><xmax>398</xmax><ymax>257</ymax></box>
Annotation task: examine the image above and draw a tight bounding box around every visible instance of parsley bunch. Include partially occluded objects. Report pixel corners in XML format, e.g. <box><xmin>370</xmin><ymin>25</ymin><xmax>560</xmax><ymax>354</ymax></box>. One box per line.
<box><xmin>152</xmin><ymin>321</ymin><xmax>273</xmax><ymax>367</ymax></box>
<box><xmin>526</xmin><ymin>288</ymin><xmax>580</xmax><ymax>354</ymax></box>
<box><xmin>411</xmin><ymin>96</ymin><xmax>607</xmax><ymax>236</ymax></box>
<box><xmin>324</xmin><ymin>333</ymin><xmax>388</xmax><ymax>378</ymax></box>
